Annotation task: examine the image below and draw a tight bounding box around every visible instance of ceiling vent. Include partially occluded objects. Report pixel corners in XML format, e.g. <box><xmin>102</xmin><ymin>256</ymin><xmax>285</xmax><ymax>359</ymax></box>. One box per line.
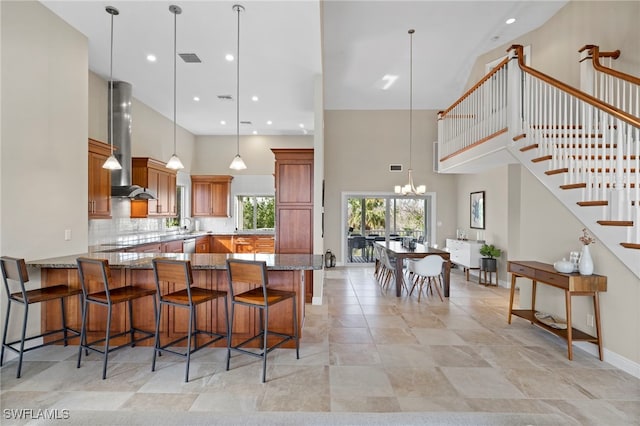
<box><xmin>217</xmin><ymin>94</ymin><xmax>233</xmax><ymax>100</ymax></box>
<box><xmin>240</xmin><ymin>120</ymin><xmax>252</xmax><ymax>125</ymax></box>
<box><xmin>389</xmin><ymin>164</ymin><xmax>403</xmax><ymax>172</ymax></box>
<box><xmin>178</xmin><ymin>53</ymin><xmax>201</xmax><ymax>63</ymax></box>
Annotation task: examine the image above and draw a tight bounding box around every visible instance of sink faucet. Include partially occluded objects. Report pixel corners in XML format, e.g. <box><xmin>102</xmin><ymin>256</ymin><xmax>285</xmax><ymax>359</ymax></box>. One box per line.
<box><xmin>180</xmin><ymin>217</ymin><xmax>192</xmax><ymax>232</ymax></box>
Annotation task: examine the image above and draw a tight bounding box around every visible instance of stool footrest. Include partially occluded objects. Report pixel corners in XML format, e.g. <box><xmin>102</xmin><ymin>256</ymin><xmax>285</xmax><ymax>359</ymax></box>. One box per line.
<box><xmin>81</xmin><ymin>328</ymin><xmax>154</xmax><ymax>355</ymax></box>
<box><xmin>155</xmin><ymin>330</ymin><xmax>226</xmax><ymax>358</ymax></box>
<box><xmin>3</xmin><ymin>327</ymin><xmax>80</xmax><ymax>355</ymax></box>
<box><xmin>229</xmin><ymin>330</ymin><xmax>294</xmax><ymax>358</ymax></box>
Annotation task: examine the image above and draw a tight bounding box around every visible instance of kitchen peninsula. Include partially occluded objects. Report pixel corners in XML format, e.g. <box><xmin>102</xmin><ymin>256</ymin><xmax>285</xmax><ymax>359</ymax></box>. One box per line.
<box><xmin>29</xmin><ymin>252</ymin><xmax>323</xmax><ymax>348</ymax></box>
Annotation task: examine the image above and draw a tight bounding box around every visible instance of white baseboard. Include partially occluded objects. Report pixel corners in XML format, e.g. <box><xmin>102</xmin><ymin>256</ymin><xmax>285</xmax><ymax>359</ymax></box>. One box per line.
<box><xmin>311</xmin><ymin>295</ymin><xmax>323</xmax><ymax>305</ymax></box>
<box><xmin>573</xmin><ymin>341</ymin><xmax>640</xmax><ymax>379</ymax></box>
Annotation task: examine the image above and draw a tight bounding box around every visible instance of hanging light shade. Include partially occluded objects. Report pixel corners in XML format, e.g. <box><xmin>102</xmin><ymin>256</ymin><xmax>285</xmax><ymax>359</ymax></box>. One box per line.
<box><xmin>394</xmin><ymin>29</ymin><xmax>425</xmax><ymax>195</ymax></box>
<box><xmin>102</xmin><ymin>6</ymin><xmax>122</xmax><ymax>170</ymax></box>
<box><xmin>229</xmin><ymin>4</ymin><xmax>247</xmax><ymax>170</ymax></box>
<box><xmin>166</xmin><ymin>5</ymin><xmax>184</xmax><ymax>170</ymax></box>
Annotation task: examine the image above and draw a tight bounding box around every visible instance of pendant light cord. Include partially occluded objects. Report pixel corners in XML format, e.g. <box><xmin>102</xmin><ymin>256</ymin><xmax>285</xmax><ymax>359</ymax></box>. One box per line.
<box><xmin>173</xmin><ymin>8</ymin><xmax>177</xmax><ymax>155</ymax></box>
<box><xmin>109</xmin><ymin>9</ymin><xmax>115</xmax><ymax>156</ymax></box>
<box><xmin>235</xmin><ymin>5</ymin><xmax>241</xmax><ymax>156</ymax></box>
<box><xmin>408</xmin><ymin>28</ymin><xmax>414</xmax><ymax>172</ymax></box>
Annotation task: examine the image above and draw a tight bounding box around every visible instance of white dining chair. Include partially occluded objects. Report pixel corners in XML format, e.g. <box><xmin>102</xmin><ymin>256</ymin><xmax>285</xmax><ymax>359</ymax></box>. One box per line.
<box><xmin>407</xmin><ymin>255</ymin><xmax>444</xmax><ymax>302</ymax></box>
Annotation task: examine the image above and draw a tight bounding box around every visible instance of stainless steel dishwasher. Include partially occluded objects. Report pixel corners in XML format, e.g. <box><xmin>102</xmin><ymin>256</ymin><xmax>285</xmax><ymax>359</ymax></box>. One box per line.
<box><xmin>183</xmin><ymin>238</ymin><xmax>196</xmax><ymax>254</ymax></box>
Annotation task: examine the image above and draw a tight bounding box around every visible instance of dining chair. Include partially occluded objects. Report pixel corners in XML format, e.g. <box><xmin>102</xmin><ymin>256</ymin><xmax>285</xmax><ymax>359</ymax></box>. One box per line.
<box><xmin>225</xmin><ymin>259</ymin><xmax>299</xmax><ymax>383</ymax></box>
<box><xmin>76</xmin><ymin>257</ymin><xmax>157</xmax><ymax>379</ymax></box>
<box><xmin>1</xmin><ymin>256</ymin><xmax>82</xmax><ymax>378</ymax></box>
<box><xmin>151</xmin><ymin>258</ymin><xmax>229</xmax><ymax>382</ymax></box>
<box><xmin>407</xmin><ymin>255</ymin><xmax>445</xmax><ymax>302</ymax></box>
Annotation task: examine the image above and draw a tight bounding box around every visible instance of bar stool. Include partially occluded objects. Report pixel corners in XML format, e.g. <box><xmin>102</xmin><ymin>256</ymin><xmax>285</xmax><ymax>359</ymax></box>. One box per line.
<box><xmin>1</xmin><ymin>256</ymin><xmax>82</xmax><ymax>378</ymax></box>
<box><xmin>76</xmin><ymin>257</ymin><xmax>156</xmax><ymax>379</ymax></box>
<box><xmin>225</xmin><ymin>259</ymin><xmax>299</xmax><ymax>383</ymax></box>
<box><xmin>151</xmin><ymin>258</ymin><xmax>229</xmax><ymax>382</ymax></box>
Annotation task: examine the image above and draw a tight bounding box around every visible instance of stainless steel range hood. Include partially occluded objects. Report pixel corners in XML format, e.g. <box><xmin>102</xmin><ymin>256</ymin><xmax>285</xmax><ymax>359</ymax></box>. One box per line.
<box><xmin>109</xmin><ymin>81</ymin><xmax>156</xmax><ymax>200</ymax></box>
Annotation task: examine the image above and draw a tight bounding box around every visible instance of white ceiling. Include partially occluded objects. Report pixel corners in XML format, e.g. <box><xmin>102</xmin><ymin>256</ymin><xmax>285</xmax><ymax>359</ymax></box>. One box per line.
<box><xmin>41</xmin><ymin>0</ymin><xmax>567</xmax><ymax>137</ymax></box>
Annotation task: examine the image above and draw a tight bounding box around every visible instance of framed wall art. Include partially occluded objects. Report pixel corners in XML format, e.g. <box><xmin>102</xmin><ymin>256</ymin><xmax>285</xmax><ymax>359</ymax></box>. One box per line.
<box><xmin>470</xmin><ymin>191</ymin><xmax>485</xmax><ymax>229</ymax></box>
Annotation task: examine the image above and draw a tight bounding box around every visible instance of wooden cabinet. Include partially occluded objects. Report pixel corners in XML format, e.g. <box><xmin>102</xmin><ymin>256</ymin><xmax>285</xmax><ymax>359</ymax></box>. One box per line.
<box><xmin>446</xmin><ymin>238</ymin><xmax>483</xmax><ymax>281</ymax></box>
<box><xmin>211</xmin><ymin>236</ymin><xmax>233</xmax><ymax>253</ymax></box>
<box><xmin>130</xmin><ymin>157</ymin><xmax>177</xmax><ymax>218</ymax></box>
<box><xmin>233</xmin><ymin>236</ymin><xmax>254</xmax><ymax>253</ymax></box>
<box><xmin>254</xmin><ymin>236</ymin><xmax>275</xmax><ymax>254</ymax></box>
<box><xmin>88</xmin><ymin>139</ymin><xmax>112</xmax><ymax>219</ymax></box>
<box><xmin>195</xmin><ymin>236</ymin><xmax>211</xmax><ymax>253</ymax></box>
<box><xmin>162</xmin><ymin>240</ymin><xmax>183</xmax><ymax>253</ymax></box>
<box><xmin>127</xmin><ymin>242</ymin><xmax>162</xmax><ymax>253</ymax></box>
<box><xmin>272</xmin><ymin>148</ymin><xmax>314</xmax><ymax>302</ymax></box>
<box><xmin>191</xmin><ymin>175</ymin><xmax>233</xmax><ymax>217</ymax></box>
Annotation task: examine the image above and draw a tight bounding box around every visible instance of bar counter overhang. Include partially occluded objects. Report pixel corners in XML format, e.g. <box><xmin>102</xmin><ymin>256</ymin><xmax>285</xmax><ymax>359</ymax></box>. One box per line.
<box><xmin>28</xmin><ymin>253</ymin><xmax>324</xmax><ymax>348</ymax></box>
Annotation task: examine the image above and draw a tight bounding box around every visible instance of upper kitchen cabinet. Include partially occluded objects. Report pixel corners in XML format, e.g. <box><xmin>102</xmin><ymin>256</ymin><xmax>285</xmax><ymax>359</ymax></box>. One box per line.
<box><xmin>88</xmin><ymin>138</ymin><xmax>112</xmax><ymax>219</ymax></box>
<box><xmin>191</xmin><ymin>175</ymin><xmax>233</xmax><ymax>217</ymax></box>
<box><xmin>130</xmin><ymin>157</ymin><xmax>177</xmax><ymax>218</ymax></box>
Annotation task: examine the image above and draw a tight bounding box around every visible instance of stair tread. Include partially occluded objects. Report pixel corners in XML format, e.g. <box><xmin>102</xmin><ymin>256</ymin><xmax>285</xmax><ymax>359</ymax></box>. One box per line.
<box><xmin>597</xmin><ymin>220</ymin><xmax>634</xmax><ymax>226</ymax></box>
<box><xmin>577</xmin><ymin>201</ymin><xmax>608</xmax><ymax>206</ymax></box>
<box><xmin>620</xmin><ymin>243</ymin><xmax>640</xmax><ymax>249</ymax></box>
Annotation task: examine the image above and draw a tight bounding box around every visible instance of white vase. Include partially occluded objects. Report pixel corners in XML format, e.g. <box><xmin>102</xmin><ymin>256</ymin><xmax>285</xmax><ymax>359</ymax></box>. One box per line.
<box><xmin>578</xmin><ymin>245</ymin><xmax>594</xmax><ymax>275</ymax></box>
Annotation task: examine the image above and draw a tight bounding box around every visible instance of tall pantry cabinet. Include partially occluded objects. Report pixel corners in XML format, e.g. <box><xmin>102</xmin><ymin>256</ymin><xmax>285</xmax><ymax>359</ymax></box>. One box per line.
<box><xmin>272</xmin><ymin>148</ymin><xmax>314</xmax><ymax>302</ymax></box>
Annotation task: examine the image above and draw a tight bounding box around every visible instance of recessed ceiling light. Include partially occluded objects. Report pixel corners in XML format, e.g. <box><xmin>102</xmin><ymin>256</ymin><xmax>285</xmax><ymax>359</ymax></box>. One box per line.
<box><xmin>146</xmin><ymin>54</ymin><xmax>157</xmax><ymax>62</ymax></box>
<box><xmin>193</xmin><ymin>96</ymin><xmax>200</xmax><ymax>102</ymax></box>
<box><xmin>220</xmin><ymin>120</ymin><xmax>226</xmax><ymax>125</ymax></box>
<box><xmin>225</xmin><ymin>54</ymin><xmax>234</xmax><ymax>61</ymax></box>
<box><xmin>267</xmin><ymin>120</ymin><xmax>272</xmax><ymax>125</ymax></box>
<box><xmin>505</xmin><ymin>18</ymin><xmax>516</xmax><ymax>24</ymax></box>
<box><xmin>382</xmin><ymin>74</ymin><xmax>398</xmax><ymax>90</ymax></box>
<box><xmin>252</xmin><ymin>130</ymin><xmax>258</xmax><ymax>135</ymax></box>
<box><xmin>299</xmin><ymin>123</ymin><xmax>305</xmax><ymax>128</ymax></box>
<box><xmin>251</xmin><ymin>95</ymin><xmax>259</xmax><ymax>102</ymax></box>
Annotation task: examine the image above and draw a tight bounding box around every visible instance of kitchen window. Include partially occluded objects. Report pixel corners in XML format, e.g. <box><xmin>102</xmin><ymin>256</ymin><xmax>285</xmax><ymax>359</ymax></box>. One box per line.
<box><xmin>236</xmin><ymin>195</ymin><xmax>275</xmax><ymax>231</ymax></box>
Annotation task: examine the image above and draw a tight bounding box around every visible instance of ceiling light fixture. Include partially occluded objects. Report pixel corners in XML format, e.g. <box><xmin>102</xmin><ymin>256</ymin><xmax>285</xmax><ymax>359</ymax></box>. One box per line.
<box><xmin>225</xmin><ymin>54</ymin><xmax>234</xmax><ymax>62</ymax></box>
<box><xmin>395</xmin><ymin>29</ymin><xmax>425</xmax><ymax>196</ymax></box>
<box><xmin>146</xmin><ymin>54</ymin><xmax>157</xmax><ymax>62</ymax></box>
<box><xmin>382</xmin><ymin>74</ymin><xmax>398</xmax><ymax>90</ymax></box>
<box><xmin>193</xmin><ymin>96</ymin><xmax>200</xmax><ymax>102</ymax></box>
<box><xmin>102</xmin><ymin>6</ymin><xmax>122</xmax><ymax>170</ymax></box>
<box><xmin>505</xmin><ymin>18</ymin><xmax>516</xmax><ymax>25</ymax></box>
<box><xmin>229</xmin><ymin>4</ymin><xmax>247</xmax><ymax>170</ymax></box>
<box><xmin>166</xmin><ymin>5</ymin><xmax>184</xmax><ymax>170</ymax></box>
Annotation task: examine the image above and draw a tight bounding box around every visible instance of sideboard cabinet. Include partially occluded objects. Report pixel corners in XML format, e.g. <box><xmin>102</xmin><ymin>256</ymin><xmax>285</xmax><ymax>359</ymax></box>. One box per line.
<box><xmin>445</xmin><ymin>239</ymin><xmax>483</xmax><ymax>280</ymax></box>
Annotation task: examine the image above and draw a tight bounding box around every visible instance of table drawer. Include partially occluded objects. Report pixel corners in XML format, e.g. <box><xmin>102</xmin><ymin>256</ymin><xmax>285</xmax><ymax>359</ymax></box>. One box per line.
<box><xmin>535</xmin><ymin>270</ymin><xmax>569</xmax><ymax>288</ymax></box>
<box><xmin>508</xmin><ymin>263</ymin><xmax>535</xmax><ymax>278</ymax></box>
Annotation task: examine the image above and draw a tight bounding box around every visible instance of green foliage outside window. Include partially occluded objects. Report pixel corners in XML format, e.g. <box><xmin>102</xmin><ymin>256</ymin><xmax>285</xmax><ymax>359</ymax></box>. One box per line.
<box><xmin>239</xmin><ymin>196</ymin><xmax>275</xmax><ymax>230</ymax></box>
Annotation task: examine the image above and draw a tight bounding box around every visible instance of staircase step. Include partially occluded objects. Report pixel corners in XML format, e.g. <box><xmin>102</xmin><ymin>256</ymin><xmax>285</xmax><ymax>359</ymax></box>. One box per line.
<box><xmin>620</xmin><ymin>243</ymin><xmax>640</xmax><ymax>249</ymax></box>
<box><xmin>532</xmin><ymin>155</ymin><xmax>552</xmax><ymax>162</ymax></box>
<box><xmin>561</xmin><ymin>182</ymin><xmax>636</xmax><ymax>189</ymax></box>
<box><xmin>513</xmin><ymin>134</ymin><xmax>527</xmax><ymax>142</ymax></box>
<box><xmin>545</xmin><ymin>168</ymin><xmax>568</xmax><ymax>175</ymax></box>
<box><xmin>597</xmin><ymin>220</ymin><xmax>633</xmax><ymax>227</ymax></box>
<box><xmin>520</xmin><ymin>143</ymin><xmax>537</xmax><ymax>152</ymax></box>
<box><xmin>577</xmin><ymin>201</ymin><xmax>608</xmax><ymax>206</ymax></box>
<box><xmin>560</xmin><ymin>183</ymin><xmax>587</xmax><ymax>189</ymax></box>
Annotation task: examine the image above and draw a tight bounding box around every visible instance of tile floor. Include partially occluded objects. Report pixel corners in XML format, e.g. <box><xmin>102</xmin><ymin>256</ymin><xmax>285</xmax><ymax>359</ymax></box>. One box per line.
<box><xmin>1</xmin><ymin>266</ymin><xmax>639</xmax><ymax>425</ymax></box>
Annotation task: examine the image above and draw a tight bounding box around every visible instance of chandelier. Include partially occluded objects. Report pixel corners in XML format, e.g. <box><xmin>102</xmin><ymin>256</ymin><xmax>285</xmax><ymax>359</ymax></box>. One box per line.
<box><xmin>394</xmin><ymin>29</ymin><xmax>425</xmax><ymax>195</ymax></box>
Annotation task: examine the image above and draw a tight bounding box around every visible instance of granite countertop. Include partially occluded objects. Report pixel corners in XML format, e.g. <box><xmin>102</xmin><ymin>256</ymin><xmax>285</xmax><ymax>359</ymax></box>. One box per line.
<box><xmin>28</xmin><ymin>252</ymin><xmax>323</xmax><ymax>271</ymax></box>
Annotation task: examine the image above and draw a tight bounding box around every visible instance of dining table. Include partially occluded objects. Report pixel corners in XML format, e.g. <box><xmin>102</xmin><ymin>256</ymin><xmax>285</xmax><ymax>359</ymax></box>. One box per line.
<box><xmin>375</xmin><ymin>240</ymin><xmax>451</xmax><ymax>297</ymax></box>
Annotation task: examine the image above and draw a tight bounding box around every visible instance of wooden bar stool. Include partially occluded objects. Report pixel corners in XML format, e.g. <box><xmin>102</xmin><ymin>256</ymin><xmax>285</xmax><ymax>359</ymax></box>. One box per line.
<box><xmin>151</xmin><ymin>258</ymin><xmax>229</xmax><ymax>382</ymax></box>
<box><xmin>76</xmin><ymin>257</ymin><xmax>156</xmax><ymax>379</ymax></box>
<box><xmin>1</xmin><ymin>256</ymin><xmax>82</xmax><ymax>378</ymax></box>
<box><xmin>225</xmin><ymin>259</ymin><xmax>299</xmax><ymax>383</ymax></box>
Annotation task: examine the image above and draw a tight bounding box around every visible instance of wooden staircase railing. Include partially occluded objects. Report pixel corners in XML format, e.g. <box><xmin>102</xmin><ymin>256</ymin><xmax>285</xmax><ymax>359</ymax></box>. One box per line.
<box><xmin>436</xmin><ymin>43</ymin><xmax>640</xmax><ymax>277</ymax></box>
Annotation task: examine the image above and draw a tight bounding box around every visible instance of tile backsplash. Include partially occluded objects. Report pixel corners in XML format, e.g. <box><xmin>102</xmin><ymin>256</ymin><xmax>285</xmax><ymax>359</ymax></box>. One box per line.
<box><xmin>89</xmin><ymin>199</ymin><xmax>236</xmax><ymax>245</ymax></box>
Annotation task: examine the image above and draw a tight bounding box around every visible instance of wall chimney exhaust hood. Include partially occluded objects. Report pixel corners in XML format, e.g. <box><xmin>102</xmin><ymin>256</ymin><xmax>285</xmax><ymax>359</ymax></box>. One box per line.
<box><xmin>109</xmin><ymin>81</ymin><xmax>156</xmax><ymax>200</ymax></box>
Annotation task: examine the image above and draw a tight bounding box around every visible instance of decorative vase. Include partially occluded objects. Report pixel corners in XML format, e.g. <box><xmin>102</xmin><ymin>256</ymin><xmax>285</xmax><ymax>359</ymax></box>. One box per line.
<box><xmin>578</xmin><ymin>245</ymin><xmax>594</xmax><ymax>275</ymax></box>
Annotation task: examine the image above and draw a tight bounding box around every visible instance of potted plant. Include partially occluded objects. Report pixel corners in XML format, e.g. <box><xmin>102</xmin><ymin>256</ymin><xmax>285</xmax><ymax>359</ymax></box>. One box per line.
<box><xmin>479</xmin><ymin>243</ymin><xmax>502</xmax><ymax>272</ymax></box>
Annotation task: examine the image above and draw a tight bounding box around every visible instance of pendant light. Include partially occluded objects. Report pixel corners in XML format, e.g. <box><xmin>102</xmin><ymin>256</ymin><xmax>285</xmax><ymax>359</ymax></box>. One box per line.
<box><xmin>102</xmin><ymin>6</ymin><xmax>122</xmax><ymax>170</ymax></box>
<box><xmin>229</xmin><ymin>4</ymin><xmax>247</xmax><ymax>170</ymax></box>
<box><xmin>394</xmin><ymin>29</ymin><xmax>425</xmax><ymax>195</ymax></box>
<box><xmin>166</xmin><ymin>5</ymin><xmax>185</xmax><ymax>170</ymax></box>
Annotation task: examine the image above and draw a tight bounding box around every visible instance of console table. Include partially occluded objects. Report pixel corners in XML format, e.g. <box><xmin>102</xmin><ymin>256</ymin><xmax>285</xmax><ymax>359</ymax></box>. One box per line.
<box><xmin>507</xmin><ymin>260</ymin><xmax>607</xmax><ymax>361</ymax></box>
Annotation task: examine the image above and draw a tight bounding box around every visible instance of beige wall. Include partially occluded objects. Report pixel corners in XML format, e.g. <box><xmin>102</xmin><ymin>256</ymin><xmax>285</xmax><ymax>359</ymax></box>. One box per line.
<box><xmin>192</xmin><ymin>135</ymin><xmax>313</xmax><ymax>175</ymax></box>
<box><xmin>88</xmin><ymin>71</ymin><xmax>196</xmax><ymax>172</ymax></box>
<box><xmin>455</xmin><ymin>0</ymin><xmax>640</xmax><ymax>366</ymax></box>
<box><xmin>1</xmin><ymin>1</ymin><xmax>88</xmax><ymax>259</ymax></box>
<box><xmin>1</xmin><ymin>1</ymin><xmax>88</xmax><ymax>342</ymax></box>
<box><xmin>323</xmin><ymin>110</ymin><xmax>457</xmax><ymax>261</ymax></box>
